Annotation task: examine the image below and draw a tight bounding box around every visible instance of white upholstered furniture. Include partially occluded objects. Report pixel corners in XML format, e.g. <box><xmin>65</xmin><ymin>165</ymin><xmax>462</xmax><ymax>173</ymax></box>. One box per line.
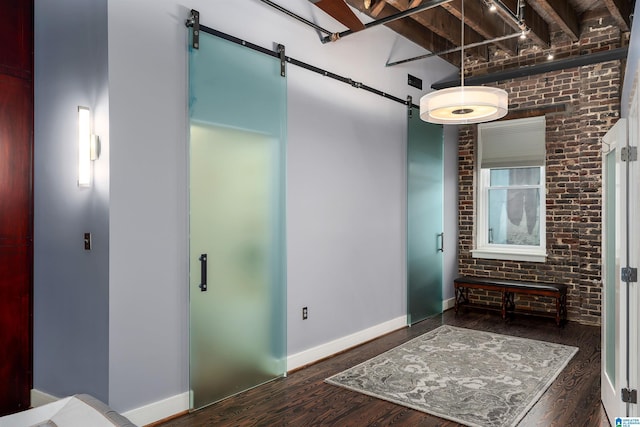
<box><xmin>0</xmin><ymin>394</ymin><xmax>136</xmax><ymax>427</ymax></box>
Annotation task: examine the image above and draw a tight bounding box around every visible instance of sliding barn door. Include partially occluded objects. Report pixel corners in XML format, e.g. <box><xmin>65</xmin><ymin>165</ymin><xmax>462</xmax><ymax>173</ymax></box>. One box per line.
<box><xmin>188</xmin><ymin>29</ymin><xmax>287</xmax><ymax>409</ymax></box>
<box><xmin>407</xmin><ymin>110</ymin><xmax>443</xmax><ymax>324</ymax></box>
<box><xmin>0</xmin><ymin>0</ymin><xmax>33</xmax><ymax>415</ymax></box>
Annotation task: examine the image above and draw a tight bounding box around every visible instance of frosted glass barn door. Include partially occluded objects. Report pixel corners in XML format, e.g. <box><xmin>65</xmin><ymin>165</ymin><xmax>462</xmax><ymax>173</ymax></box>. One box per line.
<box><xmin>188</xmin><ymin>30</ymin><xmax>286</xmax><ymax>409</ymax></box>
<box><xmin>407</xmin><ymin>111</ymin><xmax>443</xmax><ymax>324</ymax></box>
<box><xmin>601</xmin><ymin>119</ymin><xmax>624</xmax><ymax>423</ymax></box>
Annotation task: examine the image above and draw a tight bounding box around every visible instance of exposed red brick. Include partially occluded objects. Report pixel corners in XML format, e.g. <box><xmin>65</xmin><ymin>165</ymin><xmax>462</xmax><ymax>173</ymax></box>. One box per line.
<box><xmin>456</xmin><ymin>17</ymin><xmax>622</xmax><ymax>326</ymax></box>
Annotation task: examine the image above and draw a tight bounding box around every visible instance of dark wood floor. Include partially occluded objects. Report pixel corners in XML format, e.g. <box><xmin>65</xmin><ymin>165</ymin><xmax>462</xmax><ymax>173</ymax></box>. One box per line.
<box><xmin>158</xmin><ymin>309</ymin><xmax>609</xmax><ymax>427</ymax></box>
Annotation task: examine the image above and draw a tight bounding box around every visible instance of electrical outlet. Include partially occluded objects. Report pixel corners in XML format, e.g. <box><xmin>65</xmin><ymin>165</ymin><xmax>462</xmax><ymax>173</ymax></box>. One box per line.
<box><xmin>302</xmin><ymin>307</ymin><xmax>308</xmax><ymax>320</ymax></box>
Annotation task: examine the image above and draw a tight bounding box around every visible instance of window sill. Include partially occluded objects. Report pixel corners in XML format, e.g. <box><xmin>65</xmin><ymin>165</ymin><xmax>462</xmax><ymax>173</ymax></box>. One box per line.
<box><xmin>471</xmin><ymin>248</ymin><xmax>547</xmax><ymax>263</ymax></box>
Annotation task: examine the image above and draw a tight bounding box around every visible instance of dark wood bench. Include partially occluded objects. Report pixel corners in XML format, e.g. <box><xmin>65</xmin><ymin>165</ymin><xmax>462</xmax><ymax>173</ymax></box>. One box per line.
<box><xmin>454</xmin><ymin>276</ymin><xmax>568</xmax><ymax>326</ymax></box>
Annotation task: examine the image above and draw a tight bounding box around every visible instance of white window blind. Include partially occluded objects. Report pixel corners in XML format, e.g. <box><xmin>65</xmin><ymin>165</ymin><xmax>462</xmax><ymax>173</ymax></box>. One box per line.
<box><xmin>479</xmin><ymin>116</ymin><xmax>546</xmax><ymax>168</ymax></box>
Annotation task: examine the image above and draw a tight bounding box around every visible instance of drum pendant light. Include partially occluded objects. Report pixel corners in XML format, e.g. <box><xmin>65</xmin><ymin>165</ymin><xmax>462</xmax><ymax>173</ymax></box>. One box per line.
<box><xmin>420</xmin><ymin>0</ymin><xmax>508</xmax><ymax>124</ymax></box>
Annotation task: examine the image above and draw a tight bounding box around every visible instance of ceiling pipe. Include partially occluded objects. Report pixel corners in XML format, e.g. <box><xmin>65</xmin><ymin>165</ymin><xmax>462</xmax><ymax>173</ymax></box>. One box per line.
<box><xmin>431</xmin><ymin>46</ymin><xmax>629</xmax><ymax>89</ymax></box>
<box><xmin>386</xmin><ymin>30</ymin><xmax>529</xmax><ymax>66</ymax></box>
<box><xmin>494</xmin><ymin>0</ymin><xmax>526</xmax><ymax>30</ymax></box>
<box><xmin>259</xmin><ymin>0</ymin><xmax>333</xmax><ymax>36</ymax></box>
<box><xmin>386</xmin><ymin>0</ymin><xmax>531</xmax><ymax>66</ymax></box>
<box><xmin>321</xmin><ymin>0</ymin><xmax>453</xmax><ymax>43</ymax></box>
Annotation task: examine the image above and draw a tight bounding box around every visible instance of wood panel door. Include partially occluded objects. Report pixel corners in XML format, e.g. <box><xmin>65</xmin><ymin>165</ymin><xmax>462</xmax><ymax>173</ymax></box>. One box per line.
<box><xmin>0</xmin><ymin>0</ymin><xmax>33</xmax><ymax>416</ymax></box>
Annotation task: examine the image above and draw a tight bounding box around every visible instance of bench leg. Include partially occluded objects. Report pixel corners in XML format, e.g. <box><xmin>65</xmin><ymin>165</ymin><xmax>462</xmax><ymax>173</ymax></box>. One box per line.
<box><xmin>503</xmin><ymin>292</ymin><xmax>515</xmax><ymax>321</ymax></box>
<box><xmin>454</xmin><ymin>286</ymin><xmax>469</xmax><ymax>313</ymax></box>
<box><xmin>557</xmin><ymin>293</ymin><xmax>567</xmax><ymax>326</ymax></box>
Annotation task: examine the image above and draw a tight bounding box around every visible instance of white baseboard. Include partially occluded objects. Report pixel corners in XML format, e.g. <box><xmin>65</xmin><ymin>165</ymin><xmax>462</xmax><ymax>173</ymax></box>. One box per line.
<box><xmin>443</xmin><ymin>297</ymin><xmax>455</xmax><ymax>311</ymax></box>
<box><xmin>287</xmin><ymin>315</ymin><xmax>407</xmax><ymax>371</ymax></box>
<box><xmin>30</xmin><ymin>389</ymin><xmax>59</xmax><ymax>407</ymax></box>
<box><xmin>32</xmin><ymin>317</ymin><xmax>408</xmax><ymax>426</ymax></box>
<box><xmin>30</xmin><ymin>388</ymin><xmax>188</xmax><ymax>427</ymax></box>
<box><xmin>123</xmin><ymin>314</ymin><xmax>405</xmax><ymax>425</ymax></box>
<box><xmin>122</xmin><ymin>391</ymin><xmax>189</xmax><ymax>427</ymax></box>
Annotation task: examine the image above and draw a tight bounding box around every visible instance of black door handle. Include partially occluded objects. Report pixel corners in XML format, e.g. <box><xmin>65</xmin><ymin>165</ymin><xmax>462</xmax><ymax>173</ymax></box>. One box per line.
<box><xmin>437</xmin><ymin>232</ymin><xmax>444</xmax><ymax>252</ymax></box>
<box><xmin>199</xmin><ymin>254</ymin><xmax>207</xmax><ymax>292</ymax></box>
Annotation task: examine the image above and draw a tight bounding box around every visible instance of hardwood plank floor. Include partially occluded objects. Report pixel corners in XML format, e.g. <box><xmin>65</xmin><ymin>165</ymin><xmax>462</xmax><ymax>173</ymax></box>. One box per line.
<box><xmin>158</xmin><ymin>309</ymin><xmax>609</xmax><ymax>427</ymax></box>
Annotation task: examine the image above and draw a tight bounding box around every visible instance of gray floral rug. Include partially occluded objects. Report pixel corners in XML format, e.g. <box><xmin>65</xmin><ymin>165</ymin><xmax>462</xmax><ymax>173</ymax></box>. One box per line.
<box><xmin>325</xmin><ymin>325</ymin><xmax>578</xmax><ymax>427</ymax></box>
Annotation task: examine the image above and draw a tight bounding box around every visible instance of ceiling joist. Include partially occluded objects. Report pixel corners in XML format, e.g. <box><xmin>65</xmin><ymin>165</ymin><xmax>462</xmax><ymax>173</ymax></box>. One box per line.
<box><xmin>536</xmin><ymin>0</ymin><xmax>580</xmax><ymax>41</ymax></box>
<box><xmin>441</xmin><ymin>0</ymin><xmax>518</xmax><ymax>55</ymax></box>
<box><xmin>297</xmin><ymin>0</ymin><xmax>630</xmax><ymax>67</ymax></box>
<box><xmin>345</xmin><ymin>0</ymin><xmax>463</xmax><ymax>65</ymax></box>
<box><xmin>603</xmin><ymin>0</ymin><xmax>631</xmax><ymax>32</ymax></box>
<box><xmin>382</xmin><ymin>0</ymin><xmax>489</xmax><ymax>59</ymax></box>
<box><xmin>500</xmin><ymin>0</ymin><xmax>550</xmax><ymax>47</ymax></box>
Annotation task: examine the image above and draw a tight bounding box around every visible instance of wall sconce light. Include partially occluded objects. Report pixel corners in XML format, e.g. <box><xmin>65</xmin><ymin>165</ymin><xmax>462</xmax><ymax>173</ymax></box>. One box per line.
<box><xmin>78</xmin><ymin>106</ymin><xmax>100</xmax><ymax>187</ymax></box>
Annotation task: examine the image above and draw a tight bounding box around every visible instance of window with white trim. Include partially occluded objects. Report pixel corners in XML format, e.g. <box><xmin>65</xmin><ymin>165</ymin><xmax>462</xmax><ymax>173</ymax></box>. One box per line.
<box><xmin>473</xmin><ymin>116</ymin><xmax>547</xmax><ymax>262</ymax></box>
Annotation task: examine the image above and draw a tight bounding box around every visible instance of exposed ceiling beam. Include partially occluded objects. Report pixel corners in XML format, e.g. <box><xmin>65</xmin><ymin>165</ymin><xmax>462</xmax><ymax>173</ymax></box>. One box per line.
<box><xmin>370</xmin><ymin>0</ymin><xmax>387</xmax><ymax>17</ymax></box>
<box><xmin>344</xmin><ymin>0</ymin><xmax>463</xmax><ymax>65</ymax></box>
<box><xmin>310</xmin><ymin>0</ymin><xmax>365</xmax><ymax>31</ymax></box>
<box><xmin>536</xmin><ymin>0</ymin><xmax>580</xmax><ymax>41</ymax></box>
<box><xmin>603</xmin><ymin>0</ymin><xmax>631</xmax><ymax>32</ymax></box>
<box><xmin>500</xmin><ymin>0</ymin><xmax>550</xmax><ymax>48</ymax></box>
<box><xmin>382</xmin><ymin>0</ymin><xmax>489</xmax><ymax>59</ymax></box>
<box><xmin>440</xmin><ymin>0</ymin><xmax>518</xmax><ymax>55</ymax></box>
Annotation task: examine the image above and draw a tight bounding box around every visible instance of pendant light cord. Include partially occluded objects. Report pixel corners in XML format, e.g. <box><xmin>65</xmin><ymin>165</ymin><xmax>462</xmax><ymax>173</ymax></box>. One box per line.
<box><xmin>461</xmin><ymin>0</ymin><xmax>465</xmax><ymax>88</ymax></box>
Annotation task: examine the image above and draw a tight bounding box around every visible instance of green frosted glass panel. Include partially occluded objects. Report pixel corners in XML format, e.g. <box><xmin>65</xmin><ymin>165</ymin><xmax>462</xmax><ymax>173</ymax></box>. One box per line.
<box><xmin>604</xmin><ymin>149</ymin><xmax>616</xmax><ymax>383</ymax></box>
<box><xmin>189</xmin><ymin>30</ymin><xmax>286</xmax><ymax>410</ymax></box>
<box><xmin>407</xmin><ymin>112</ymin><xmax>443</xmax><ymax>324</ymax></box>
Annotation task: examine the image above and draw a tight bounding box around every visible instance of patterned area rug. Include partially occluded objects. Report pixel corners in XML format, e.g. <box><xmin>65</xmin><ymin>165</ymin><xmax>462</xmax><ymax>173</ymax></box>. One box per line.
<box><xmin>326</xmin><ymin>325</ymin><xmax>578</xmax><ymax>427</ymax></box>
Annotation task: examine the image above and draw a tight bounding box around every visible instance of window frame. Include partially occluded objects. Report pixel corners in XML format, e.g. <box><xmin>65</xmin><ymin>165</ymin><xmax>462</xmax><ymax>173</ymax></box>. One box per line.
<box><xmin>472</xmin><ymin>117</ymin><xmax>548</xmax><ymax>263</ymax></box>
<box><xmin>473</xmin><ymin>166</ymin><xmax>547</xmax><ymax>262</ymax></box>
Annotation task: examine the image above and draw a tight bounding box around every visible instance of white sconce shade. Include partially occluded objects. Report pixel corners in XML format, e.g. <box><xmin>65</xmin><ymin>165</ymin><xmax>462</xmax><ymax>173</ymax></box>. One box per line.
<box><xmin>78</xmin><ymin>106</ymin><xmax>91</xmax><ymax>186</ymax></box>
<box><xmin>78</xmin><ymin>106</ymin><xmax>100</xmax><ymax>187</ymax></box>
<box><xmin>419</xmin><ymin>86</ymin><xmax>508</xmax><ymax>125</ymax></box>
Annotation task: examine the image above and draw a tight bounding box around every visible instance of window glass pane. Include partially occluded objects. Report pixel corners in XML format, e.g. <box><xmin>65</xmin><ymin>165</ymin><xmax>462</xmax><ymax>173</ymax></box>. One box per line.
<box><xmin>490</xmin><ymin>167</ymin><xmax>540</xmax><ymax>186</ymax></box>
<box><xmin>488</xmin><ymin>188</ymin><xmax>540</xmax><ymax>245</ymax></box>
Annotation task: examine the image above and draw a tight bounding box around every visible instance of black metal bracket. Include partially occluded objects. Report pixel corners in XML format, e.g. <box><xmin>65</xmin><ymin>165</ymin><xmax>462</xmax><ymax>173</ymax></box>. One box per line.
<box><xmin>622</xmin><ymin>388</ymin><xmax>637</xmax><ymax>404</ymax></box>
<box><xmin>407</xmin><ymin>96</ymin><xmax>413</xmax><ymax>118</ymax></box>
<box><xmin>186</xmin><ymin>9</ymin><xmax>200</xmax><ymax>50</ymax></box>
<box><xmin>622</xmin><ymin>267</ymin><xmax>638</xmax><ymax>283</ymax></box>
<box><xmin>348</xmin><ymin>78</ymin><xmax>362</xmax><ymax>89</ymax></box>
<box><xmin>278</xmin><ymin>44</ymin><xmax>286</xmax><ymax>77</ymax></box>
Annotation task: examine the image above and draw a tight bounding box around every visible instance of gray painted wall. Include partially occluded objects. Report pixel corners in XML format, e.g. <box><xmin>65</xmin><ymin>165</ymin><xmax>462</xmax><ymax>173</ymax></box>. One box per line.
<box><xmin>35</xmin><ymin>0</ymin><xmax>458</xmax><ymax>412</ymax></box>
<box><xmin>34</xmin><ymin>0</ymin><xmax>110</xmax><ymax>403</ymax></box>
<box><xmin>443</xmin><ymin>125</ymin><xmax>459</xmax><ymax>300</ymax></box>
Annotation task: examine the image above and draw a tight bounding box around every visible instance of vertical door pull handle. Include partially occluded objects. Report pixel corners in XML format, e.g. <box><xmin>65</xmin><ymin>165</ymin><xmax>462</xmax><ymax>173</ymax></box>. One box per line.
<box><xmin>199</xmin><ymin>254</ymin><xmax>207</xmax><ymax>292</ymax></box>
<box><xmin>438</xmin><ymin>232</ymin><xmax>444</xmax><ymax>252</ymax></box>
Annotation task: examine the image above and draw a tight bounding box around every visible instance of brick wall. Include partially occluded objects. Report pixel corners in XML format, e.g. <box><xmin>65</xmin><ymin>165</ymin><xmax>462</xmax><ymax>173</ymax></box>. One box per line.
<box><xmin>457</xmin><ymin>16</ymin><xmax>625</xmax><ymax>325</ymax></box>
